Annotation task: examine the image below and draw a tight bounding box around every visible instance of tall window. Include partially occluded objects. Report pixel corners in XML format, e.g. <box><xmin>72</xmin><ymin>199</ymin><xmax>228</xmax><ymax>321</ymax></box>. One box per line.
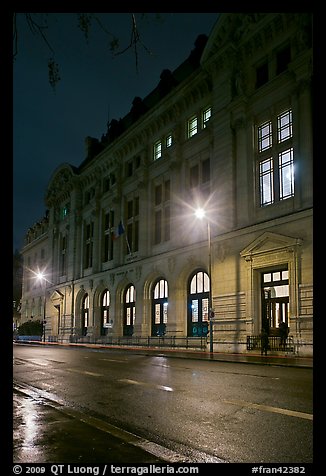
<box><xmin>82</xmin><ymin>294</ymin><xmax>89</xmax><ymax>336</ymax></box>
<box><xmin>103</xmin><ymin>210</ymin><xmax>114</xmax><ymax>262</ymax></box>
<box><xmin>257</xmin><ymin>109</ymin><xmax>294</xmax><ymax>206</ymax></box>
<box><xmin>152</xmin><ymin>279</ymin><xmax>168</xmax><ymax>336</ymax></box>
<box><xmin>166</xmin><ymin>133</ymin><xmax>173</xmax><ymax>148</ymax></box>
<box><xmin>101</xmin><ymin>289</ymin><xmax>110</xmax><ymax>335</ymax></box>
<box><xmin>62</xmin><ymin>202</ymin><xmax>70</xmax><ymax>219</ymax></box>
<box><xmin>188</xmin><ymin>271</ymin><xmax>210</xmax><ymax>337</ymax></box>
<box><xmin>59</xmin><ymin>234</ymin><xmax>67</xmax><ymax>276</ymax></box>
<box><xmin>84</xmin><ymin>222</ymin><xmax>94</xmax><ymax>268</ymax></box>
<box><xmin>124</xmin><ymin>285</ymin><xmax>136</xmax><ymax>336</ymax></box>
<box><xmin>154</xmin><ymin>180</ymin><xmax>170</xmax><ymax>244</ymax></box>
<box><xmin>189</xmin><ymin>158</ymin><xmax>210</xmax><ymax>203</ymax></box>
<box><xmin>255</xmin><ymin>61</ymin><xmax>269</xmax><ymax>89</ymax></box>
<box><xmin>187</xmin><ymin>115</ymin><xmax>198</xmax><ymax>138</ymax></box>
<box><xmin>153</xmin><ymin>140</ymin><xmax>162</xmax><ymax>160</ymax></box>
<box><xmin>126</xmin><ymin>197</ymin><xmax>139</xmax><ymax>254</ymax></box>
<box><xmin>276</xmin><ymin>44</ymin><xmax>291</xmax><ymax>75</ymax></box>
<box><xmin>202</xmin><ymin>107</ymin><xmax>211</xmax><ymax>128</ymax></box>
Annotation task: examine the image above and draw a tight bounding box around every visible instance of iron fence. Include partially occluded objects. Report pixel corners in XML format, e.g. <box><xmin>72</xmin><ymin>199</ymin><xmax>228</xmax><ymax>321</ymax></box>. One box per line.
<box><xmin>246</xmin><ymin>335</ymin><xmax>294</xmax><ymax>352</ymax></box>
<box><xmin>69</xmin><ymin>335</ymin><xmax>207</xmax><ymax>350</ymax></box>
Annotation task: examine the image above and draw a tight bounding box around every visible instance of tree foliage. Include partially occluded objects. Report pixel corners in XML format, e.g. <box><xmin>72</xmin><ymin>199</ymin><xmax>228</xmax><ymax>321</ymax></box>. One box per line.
<box><xmin>17</xmin><ymin>319</ymin><xmax>43</xmax><ymax>336</ymax></box>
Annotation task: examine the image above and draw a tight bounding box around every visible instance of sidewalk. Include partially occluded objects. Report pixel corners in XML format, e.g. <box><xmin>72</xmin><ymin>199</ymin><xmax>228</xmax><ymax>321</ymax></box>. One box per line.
<box><xmin>14</xmin><ymin>340</ymin><xmax>313</xmax><ymax>368</ymax></box>
<box><xmin>13</xmin><ymin>388</ymin><xmax>166</xmax><ymax>464</ymax></box>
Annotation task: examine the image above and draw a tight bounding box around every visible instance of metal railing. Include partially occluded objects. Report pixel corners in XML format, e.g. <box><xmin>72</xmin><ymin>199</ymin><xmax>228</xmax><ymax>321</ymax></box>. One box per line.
<box><xmin>247</xmin><ymin>335</ymin><xmax>294</xmax><ymax>352</ymax></box>
<box><xmin>69</xmin><ymin>335</ymin><xmax>207</xmax><ymax>350</ymax></box>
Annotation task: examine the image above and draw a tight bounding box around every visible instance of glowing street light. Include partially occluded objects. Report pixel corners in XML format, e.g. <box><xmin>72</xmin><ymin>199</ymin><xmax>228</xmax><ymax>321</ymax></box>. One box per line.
<box><xmin>36</xmin><ymin>271</ymin><xmax>47</xmax><ymax>343</ymax></box>
<box><xmin>195</xmin><ymin>207</ymin><xmax>214</xmax><ymax>352</ymax></box>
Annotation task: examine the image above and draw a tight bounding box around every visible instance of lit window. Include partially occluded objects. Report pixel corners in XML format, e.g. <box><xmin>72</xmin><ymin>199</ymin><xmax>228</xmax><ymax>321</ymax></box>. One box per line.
<box><xmin>277</xmin><ymin>110</ymin><xmax>293</xmax><ymax>143</ymax></box>
<box><xmin>82</xmin><ymin>294</ymin><xmax>89</xmax><ymax>336</ymax></box>
<box><xmin>101</xmin><ymin>289</ymin><xmax>110</xmax><ymax>334</ymax></box>
<box><xmin>259</xmin><ymin>158</ymin><xmax>274</xmax><ymax>206</ymax></box>
<box><xmin>153</xmin><ymin>140</ymin><xmax>162</xmax><ymax>160</ymax></box>
<box><xmin>62</xmin><ymin>203</ymin><xmax>70</xmax><ymax>219</ymax></box>
<box><xmin>166</xmin><ymin>134</ymin><xmax>172</xmax><ymax>147</ymax></box>
<box><xmin>257</xmin><ymin>110</ymin><xmax>294</xmax><ymax>207</ymax></box>
<box><xmin>152</xmin><ymin>279</ymin><xmax>168</xmax><ymax>336</ymax></box>
<box><xmin>187</xmin><ymin>115</ymin><xmax>198</xmax><ymax>138</ymax></box>
<box><xmin>258</xmin><ymin>121</ymin><xmax>272</xmax><ymax>152</ymax></box>
<box><xmin>202</xmin><ymin>107</ymin><xmax>211</xmax><ymax>128</ymax></box>
<box><xmin>279</xmin><ymin>148</ymin><xmax>294</xmax><ymax>200</ymax></box>
<box><xmin>124</xmin><ymin>284</ymin><xmax>136</xmax><ymax>335</ymax></box>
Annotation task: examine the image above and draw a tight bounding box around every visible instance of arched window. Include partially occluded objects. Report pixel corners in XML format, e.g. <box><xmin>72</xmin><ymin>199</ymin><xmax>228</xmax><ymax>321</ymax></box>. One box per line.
<box><xmin>152</xmin><ymin>279</ymin><xmax>168</xmax><ymax>336</ymax></box>
<box><xmin>187</xmin><ymin>270</ymin><xmax>210</xmax><ymax>337</ymax></box>
<box><xmin>124</xmin><ymin>285</ymin><xmax>136</xmax><ymax>336</ymax></box>
<box><xmin>82</xmin><ymin>294</ymin><xmax>89</xmax><ymax>336</ymax></box>
<box><xmin>100</xmin><ymin>289</ymin><xmax>110</xmax><ymax>335</ymax></box>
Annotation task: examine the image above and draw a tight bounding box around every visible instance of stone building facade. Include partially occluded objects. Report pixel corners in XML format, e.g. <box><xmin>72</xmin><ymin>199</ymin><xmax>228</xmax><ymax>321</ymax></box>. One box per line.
<box><xmin>20</xmin><ymin>13</ymin><xmax>313</xmax><ymax>356</ymax></box>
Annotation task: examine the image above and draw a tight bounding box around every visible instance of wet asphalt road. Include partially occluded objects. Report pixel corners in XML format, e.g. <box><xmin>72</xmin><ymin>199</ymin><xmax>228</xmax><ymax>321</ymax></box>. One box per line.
<box><xmin>13</xmin><ymin>344</ymin><xmax>313</xmax><ymax>464</ymax></box>
<box><xmin>13</xmin><ymin>391</ymin><xmax>163</xmax><ymax>464</ymax></box>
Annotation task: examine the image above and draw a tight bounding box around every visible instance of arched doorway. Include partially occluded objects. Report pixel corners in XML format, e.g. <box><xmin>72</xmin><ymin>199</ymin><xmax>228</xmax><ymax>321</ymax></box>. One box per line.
<box><xmin>81</xmin><ymin>294</ymin><xmax>89</xmax><ymax>336</ymax></box>
<box><xmin>152</xmin><ymin>279</ymin><xmax>168</xmax><ymax>336</ymax></box>
<box><xmin>124</xmin><ymin>284</ymin><xmax>136</xmax><ymax>336</ymax></box>
<box><xmin>187</xmin><ymin>270</ymin><xmax>210</xmax><ymax>337</ymax></box>
<box><xmin>100</xmin><ymin>289</ymin><xmax>110</xmax><ymax>336</ymax></box>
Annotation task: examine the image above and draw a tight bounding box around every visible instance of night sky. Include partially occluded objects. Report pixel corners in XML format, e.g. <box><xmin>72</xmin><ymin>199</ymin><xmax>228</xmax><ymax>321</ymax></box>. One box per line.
<box><xmin>13</xmin><ymin>12</ymin><xmax>219</xmax><ymax>253</ymax></box>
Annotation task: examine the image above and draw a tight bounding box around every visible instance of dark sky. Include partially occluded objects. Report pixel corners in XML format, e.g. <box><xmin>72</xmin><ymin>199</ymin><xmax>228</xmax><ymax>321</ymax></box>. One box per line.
<box><xmin>13</xmin><ymin>12</ymin><xmax>218</xmax><ymax>253</ymax></box>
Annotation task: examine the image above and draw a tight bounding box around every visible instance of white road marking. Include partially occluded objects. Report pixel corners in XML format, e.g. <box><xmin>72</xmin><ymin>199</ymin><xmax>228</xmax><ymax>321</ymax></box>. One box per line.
<box><xmin>99</xmin><ymin>358</ymin><xmax>127</xmax><ymax>363</ymax></box>
<box><xmin>224</xmin><ymin>399</ymin><xmax>313</xmax><ymax>420</ymax></box>
<box><xmin>118</xmin><ymin>378</ymin><xmax>173</xmax><ymax>392</ymax></box>
<box><xmin>66</xmin><ymin>368</ymin><xmax>103</xmax><ymax>377</ymax></box>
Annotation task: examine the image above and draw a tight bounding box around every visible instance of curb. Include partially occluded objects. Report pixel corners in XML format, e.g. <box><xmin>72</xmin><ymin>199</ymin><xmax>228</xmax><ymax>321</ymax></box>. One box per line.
<box><xmin>13</xmin><ymin>339</ymin><xmax>313</xmax><ymax>368</ymax></box>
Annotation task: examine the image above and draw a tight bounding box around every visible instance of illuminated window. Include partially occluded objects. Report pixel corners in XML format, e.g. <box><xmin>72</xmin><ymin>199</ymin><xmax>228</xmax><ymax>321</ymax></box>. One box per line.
<box><xmin>152</xmin><ymin>279</ymin><xmax>168</xmax><ymax>336</ymax></box>
<box><xmin>62</xmin><ymin>203</ymin><xmax>70</xmax><ymax>219</ymax></box>
<box><xmin>82</xmin><ymin>294</ymin><xmax>89</xmax><ymax>336</ymax></box>
<box><xmin>277</xmin><ymin>110</ymin><xmax>293</xmax><ymax>143</ymax></box>
<box><xmin>124</xmin><ymin>285</ymin><xmax>136</xmax><ymax>336</ymax></box>
<box><xmin>258</xmin><ymin>121</ymin><xmax>272</xmax><ymax>152</ymax></box>
<box><xmin>101</xmin><ymin>289</ymin><xmax>110</xmax><ymax>335</ymax></box>
<box><xmin>257</xmin><ymin>109</ymin><xmax>294</xmax><ymax>206</ymax></box>
<box><xmin>188</xmin><ymin>271</ymin><xmax>210</xmax><ymax>337</ymax></box>
<box><xmin>259</xmin><ymin>158</ymin><xmax>274</xmax><ymax>206</ymax></box>
<box><xmin>187</xmin><ymin>115</ymin><xmax>198</xmax><ymax>138</ymax></box>
<box><xmin>153</xmin><ymin>140</ymin><xmax>162</xmax><ymax>160</ymax></box>
<box><xmin>202</xmin><ymin>107</ymin><xmax>211</xmax><ymax>128</ymax></box>
<box><xmin>166</xmin><ymin>134</ymin><xmax>172</xmax><ymax>147</ymax></box>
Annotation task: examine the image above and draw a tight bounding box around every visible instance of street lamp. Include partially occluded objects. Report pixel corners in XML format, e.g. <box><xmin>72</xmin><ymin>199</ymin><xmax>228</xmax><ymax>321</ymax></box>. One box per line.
<box><xmin>36</xmin><ymin>271</ymin><xmax>47</xmax><ymax>343</ymax></box>
<box><xmin>195</xmin><ymin>208</ymin><xmax>214</xmax><ymax>352</ymax></box>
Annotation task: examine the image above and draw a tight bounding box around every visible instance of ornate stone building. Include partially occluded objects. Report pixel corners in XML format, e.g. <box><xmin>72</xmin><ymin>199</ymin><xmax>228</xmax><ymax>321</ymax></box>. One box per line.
<box><xmin>20</xmin><ymin>13</ymin><xmax>313</xmax><ymax>356</ymax></box>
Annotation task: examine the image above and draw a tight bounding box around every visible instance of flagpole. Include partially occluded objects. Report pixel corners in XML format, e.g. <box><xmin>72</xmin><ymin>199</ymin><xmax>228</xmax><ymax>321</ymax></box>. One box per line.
<box><xmin>125</xmin><ymin>233</ymin><xmax>132</xmax><ymax>255</ymax></box>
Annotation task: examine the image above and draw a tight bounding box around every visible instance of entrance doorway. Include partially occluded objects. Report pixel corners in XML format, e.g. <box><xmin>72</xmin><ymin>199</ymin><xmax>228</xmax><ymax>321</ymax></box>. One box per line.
<box><xmin>187</xmin><ymin>270</ymin><xmax>210</xmax><ymax>337</ymax></box>
<box><xmin>261</xmin><ymin>269</ymin><xmax>289</xmax><ymax>336</ymax></box>
<box><xmin>152</xmin><ymin>279</ymin><xmax>168</xmax><ymax>336</ymax></box>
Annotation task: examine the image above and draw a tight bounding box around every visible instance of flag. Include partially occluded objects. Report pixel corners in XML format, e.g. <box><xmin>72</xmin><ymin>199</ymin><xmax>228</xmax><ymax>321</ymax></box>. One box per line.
<box><xmin>112</xmin><ymin>220</ymin><xmax>125</xmax><ymax>240</ymax></box>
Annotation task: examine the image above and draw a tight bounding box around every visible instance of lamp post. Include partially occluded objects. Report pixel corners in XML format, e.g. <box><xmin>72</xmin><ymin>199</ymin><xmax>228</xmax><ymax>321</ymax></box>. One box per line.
<box><xmin>195</xmin><ymin>208</ymin><xmax>214</xmax><ymax>352</ymax></box>
<box><xmin>42</xmin><ymin>292</ymin><xmax>46</xmax><ymax>343</ymax></box>
<box><xmin>36</xmin><ymin>272</ymin><xmax>47</xmax><ymax>343</ymax></box>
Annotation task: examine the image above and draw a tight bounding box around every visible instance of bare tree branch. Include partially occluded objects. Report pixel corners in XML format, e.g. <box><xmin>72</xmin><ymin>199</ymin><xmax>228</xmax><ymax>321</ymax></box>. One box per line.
<box><xmin>13</xmin><ymin>13</ymin><xmax>157</xmax><ymax>88</ymax></box>
<box><xmin>113</xmin><ymin>13</ymin><xmax>154</xmax><ymax>73</ymax></box>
